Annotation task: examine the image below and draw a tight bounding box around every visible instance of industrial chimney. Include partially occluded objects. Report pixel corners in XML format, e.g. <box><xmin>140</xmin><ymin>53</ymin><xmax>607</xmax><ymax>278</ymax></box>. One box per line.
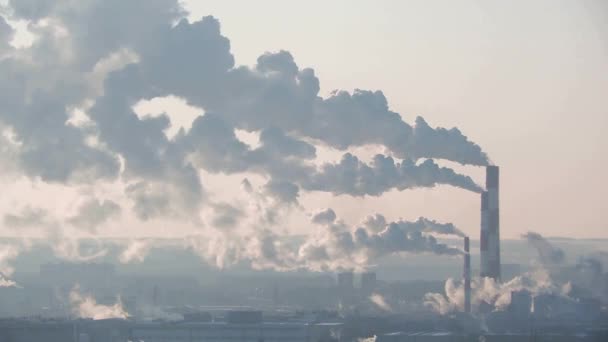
<box><xmin>480</xmin><ymin>166</ymin><xmax>501</xmax><ymax>280</ymax></box>
<box><xmin>464</xmin><ymin>236</ymin><xmax>471</xmax><ymax>314</ymax></box>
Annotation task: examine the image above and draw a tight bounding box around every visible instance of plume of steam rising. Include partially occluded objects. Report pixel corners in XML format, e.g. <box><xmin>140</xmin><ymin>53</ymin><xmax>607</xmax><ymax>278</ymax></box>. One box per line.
<box><xmin>69</xmin><ymin>285</ymin><xmax>128</xmax><ymax>320</ymax></box>
<box><xmin>119</xmin><ymin>239</ymin><xmax>152</xmax><ymax>263</ymax></box>
<box><xmin>0</xmin><ymin>0</ymin><xmax>492</xmax><ymax>280</ymax></box>
<box><xmin>424</xmin><ymin>270</ymin><xmax>564</xmax><ymax>315</ymax></box>
<box><xmin>369</xmin><ymin>293</ymin><xmax>393</xmax><ymax>312</ymax></box>
<box><xmin>0</xmin><ymin>0</ymin><xmax>489</xmax><ymax>228</ymax></box>
<box><xmin>0</xmin><ymin>243</ymin><xmax>27</xmax><ymax>287</ymax></box>
<box><xmin>524</xmin><ymin>231</ymin><xmax>608</xmax><ymax>303</ymax></box>
<box><xmin>185</xmin><ymin>209</ymin><xmax>465</xmax><ymax>272</ymax></box>
<box><xmin>523</xmin><ymin>232</ymin><xmax>565</xmax><ymax>266</ymax></box>
<box><xmin>424</xmin><ymin>230</ymin><xmax>608</xmax><ymax>316</ymax></box>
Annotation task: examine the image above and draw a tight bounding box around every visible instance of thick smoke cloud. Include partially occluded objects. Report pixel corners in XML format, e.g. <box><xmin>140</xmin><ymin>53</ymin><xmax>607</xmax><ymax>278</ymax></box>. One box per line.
<box><xmin>0</xmin><ymin>0</ymin><xmax>488</xmax><ymax>228</ymax></box>
<box><xmin>69</xmin><ymin>286</ymin><xmax>128</xmax><ymax>320</ymax></box>
<box><xmin>424</xmin><ymin>270</ymin><xmax>567</xmax><ymax>315</ymax></box>
<box><xmin>524</xmin><ymin>231</ymin><xmax>608</xmax><ymax>303</ymax></box>
<box><xmin>0</xmin><ymin>0</ymin><xmax>492</xmax><ymax>278</ymax></box>
<box><xmin>427</xmin><ymin>232</ymin><xmax>608</xmax><ymax>316</ymax></box>
<box><xmin>181</xmin><ymin>205</ymin><xmax>466</xmax><ymax>272</ymax></box>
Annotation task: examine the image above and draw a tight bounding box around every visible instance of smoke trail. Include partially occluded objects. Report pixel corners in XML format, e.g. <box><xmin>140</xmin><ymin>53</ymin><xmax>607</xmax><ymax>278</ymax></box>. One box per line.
<box><xmin>369</xmin><ymin>293</ymin><xmax>393</xmax><ymax>312</ymax></box>
<box><xmin>293</xmin><ymin>210</ymin><xmax>464</xmax><ymax>271</ymax></box>
<box><xmin>119</xmin><ymin>239</ymin><xmax>153</xmax><ymax>264</ymax></box>
<box><xmin>424</xmin><ymin>270</ymin><xmax>563</xmax><ymax>315</ymax></box>
<box><xmin>0</xmin><ymin>242</ymin><xmax>27</xmax><ymax>287</ymax></box>
<box><xmin>523</xmin><ymin>232</ymin><xmax>608</xmax><ymax>303</ymax></box>
<box><xmin>0</xmin><ymin>0</ymin><xmax>488</xmax><ymax>228</ymax></box>
<box><xmin>523</xmin><ymin>232</ymin><xmax>565</xmax><ymax>266</ymax></box>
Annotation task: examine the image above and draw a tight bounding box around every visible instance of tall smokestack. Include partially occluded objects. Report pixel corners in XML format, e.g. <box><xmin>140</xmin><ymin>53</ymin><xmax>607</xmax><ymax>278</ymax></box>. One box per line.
<box><xmin>464</xmin><ymin>236</ymin><xmax>471</xmax><ymax>314</ymax></box>
<box><xmin>480</xmin><ymin>166</ymin><xmax>501</xmax><ymax>280</ymax></box>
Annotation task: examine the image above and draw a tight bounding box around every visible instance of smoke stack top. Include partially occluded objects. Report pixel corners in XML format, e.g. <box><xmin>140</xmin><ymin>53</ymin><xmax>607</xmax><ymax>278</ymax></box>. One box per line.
<box><xmin>486</xmin><ymin>165</ymin><xmax>499</xmax><ymax>190</ymax></box>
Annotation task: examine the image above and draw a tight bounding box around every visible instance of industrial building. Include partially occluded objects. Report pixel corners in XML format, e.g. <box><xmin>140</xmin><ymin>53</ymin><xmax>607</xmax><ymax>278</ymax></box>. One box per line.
<box><xmin>0</xmin><ymin>312</ymin><xmax>342</xmax><ymax>342</ymax></box>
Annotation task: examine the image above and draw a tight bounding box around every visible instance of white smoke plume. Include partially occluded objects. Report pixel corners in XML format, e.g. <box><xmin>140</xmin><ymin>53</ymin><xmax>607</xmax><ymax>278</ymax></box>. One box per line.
<box><xmin>0</xmin><ymin>243</ymin><xmax>21</xmax><ymax>287</ymax></box>
<box><xmin>524</xmin><ymin>231</ymin><xmax>608</xmax><ymax>303</ymax></box>
<box><xmin>0</xmin><ymin>0</ymin><xmax>487</xmax><ymax>228</ymax></box>
<box><xmin>358</xmin><ymin>336</ymin><xmax>377</xmax><ymax>342</ymax></box>
<box><xmin>369</xmin><ymin>293</ymin><xmax>393</xmax><ymax>312</ymax></box>
<box><xmin>69</xmin><ymin>285</ymin><xmax>129</xmax><ymax>320</ymax></box>
<box><xmin>119</xmin><ymin>239</ymin><xmax>152</xmax><ymax>264</ymax></box>
<box><xmin>424</xmin><ymin>270</ymin><xmax>567</xmax><ymax>315</ymax></box>
<box><xmin>178</xmin><ymin>205</ymin><xmax>467</xmax><ymax>272</ymax></box>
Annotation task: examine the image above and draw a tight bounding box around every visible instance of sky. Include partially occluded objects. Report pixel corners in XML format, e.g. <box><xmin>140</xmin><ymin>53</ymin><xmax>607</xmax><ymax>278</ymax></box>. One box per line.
<box><xmin>0</xmin><ymin>0</ymin><xmax>606</xmax><ymax>275</ymax></box>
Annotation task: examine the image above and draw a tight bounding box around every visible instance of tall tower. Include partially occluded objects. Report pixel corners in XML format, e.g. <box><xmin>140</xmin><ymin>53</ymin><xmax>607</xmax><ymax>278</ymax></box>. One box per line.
<box><xmin>464</xmin><ymin>236</ymin><xmax>471</xmax><ymax>314</ymax></box>
<box><xmin>480</xmin><ymin>165</ymin><xmax>501</xmax><ymax>280</ymax></box>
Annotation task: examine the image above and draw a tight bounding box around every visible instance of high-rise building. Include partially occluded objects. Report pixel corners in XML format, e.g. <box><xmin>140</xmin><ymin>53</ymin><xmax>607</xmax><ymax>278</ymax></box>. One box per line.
<box><xmin>480</xmin><ymin>165</ymin><xmax>501</xmax><ymax>280</ymax></box>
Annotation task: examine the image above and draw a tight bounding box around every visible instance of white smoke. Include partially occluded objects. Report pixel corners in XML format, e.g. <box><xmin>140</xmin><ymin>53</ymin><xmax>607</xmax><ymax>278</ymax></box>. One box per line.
<box><xmin>369</xmin><ymin>293</ymin><xmax>393</xmax><ymax>312</ymax></box>
<box><xmin>424</xmin><ymin>270</ymin><xmax>564</xmax><ymax>315</ymax></box>
<box><xmin>524</xmin><ymin>232</ymin><xmax>608</xmax><ymax>303</ymax></box>
<box><xmin>0</xmin><ymin>242</ymin><xmax>27</xmax><ymax>287</ymax></box>
<box><xmin>119</xmin><ymin>239</ymin><xmax>152</xmax><ymax>264</ymax></box>
<box><xmin>69</xmin><ymin>285</ymin><xmax>128</xmax><ymax>320</ymax></box>
<box><xmin>358</xmin><ymin>336</ymin><xmax>377</xmax><ymax>342</ymax></box>
<box><xmin>0</xmin><ymin>0</ymin><xmax>488</xmax><ymax>229</ymax></box>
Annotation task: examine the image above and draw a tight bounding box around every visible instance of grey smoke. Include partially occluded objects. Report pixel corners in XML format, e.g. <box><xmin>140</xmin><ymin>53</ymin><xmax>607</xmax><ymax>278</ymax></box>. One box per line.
<box><xmin>296</xmin><ymin>210</ymin><xmax>464</xmax><ymax>271</ymax></box>
<box><xmin>211</xmin><ymin>203</ymin><xmax>245</xmax><ymax>229</ymax></box>
<box><xmin>523</xmin><ymin>232</ymin><xmax>607</xmax><ymax>303</ymax></box>
<box><xmin>312</xmin><ymin>208</ymin><xmax>337</xmax><ymax>225</ymax></box>
<box><xmin>0</xmin><ymin>0</ymin><xmax>489</xmax><ymax>227</ymax></box>
<box><xmin>3</xmin><ymin>206</ymin><xmax>49</xmax><ymax>228</ymax></box>
<box><xmin>185</xmin><ymin>209</ymin><xmax>464</xmax><ymax>272</ymax></box>
<box><xmin>304</xmin><ymin>154</ymin><xmax>483</xmax><ymax>195</ymax></box>
<box><xmin>68</xmin><ymin>198</ymin><xmax>121</xmax><ymax>232</ymax></box>
<box><xmin>523</xmin><ymin>232</ymin><xmax>566</xmax><ymax>266</ymax></box>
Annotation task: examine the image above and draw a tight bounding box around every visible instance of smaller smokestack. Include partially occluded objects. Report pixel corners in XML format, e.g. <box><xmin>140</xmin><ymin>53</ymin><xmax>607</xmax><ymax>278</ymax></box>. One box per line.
<box><xmin>464</xmin><ymin>236</ymin><xmax>471</xmax><ymax>314</ymax></box>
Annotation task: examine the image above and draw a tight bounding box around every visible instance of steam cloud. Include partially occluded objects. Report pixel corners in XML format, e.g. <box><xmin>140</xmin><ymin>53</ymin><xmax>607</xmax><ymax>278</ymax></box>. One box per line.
<box><xmin>0</xmin><ymin>0</ymin><xmax>493</xmax><ymax>279</ymax></box>
<box><xmin>186</xmin><ymin>209</ymin><xmax>465</xmax><ymax>272</ymax></box>
<box><xmin>0</xmin><ymin>0</ymin><xmax>486</xmax><ymax>226</ymax></box>
<box><xmin>69</xmin><ymin>286</ymin><xmax>129</xmax><ymax>320</ymax></box>
<box><xmin>369</xmin><ymin>293</ymin><xmax>393</xmax><ymax>312</ymax></box>
<box><xmin>523</xmin><ymin>232</ymin><xmax>565</xmax><ymax>266</ymax></box>
<box><xmin>426</xmin><ymin>232</ymin><xmax>608</xmax><ymax>315</ymax></box>
<box><xmin>424</xmin><ymin>270</ymin><xmax>565</xmax><ymax>315</ymax></box>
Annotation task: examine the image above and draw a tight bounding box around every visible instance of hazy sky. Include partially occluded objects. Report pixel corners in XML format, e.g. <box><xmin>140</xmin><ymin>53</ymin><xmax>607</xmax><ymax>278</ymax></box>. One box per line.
<box><xmin>0</xmin><ymin>0</ymin><xmax>606</xmax><ymax>251</ymax></box>
<box><xmin>181</xmin><ymin>0</ymin><xmax>608</xmax><ymax>238</ymax></box>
